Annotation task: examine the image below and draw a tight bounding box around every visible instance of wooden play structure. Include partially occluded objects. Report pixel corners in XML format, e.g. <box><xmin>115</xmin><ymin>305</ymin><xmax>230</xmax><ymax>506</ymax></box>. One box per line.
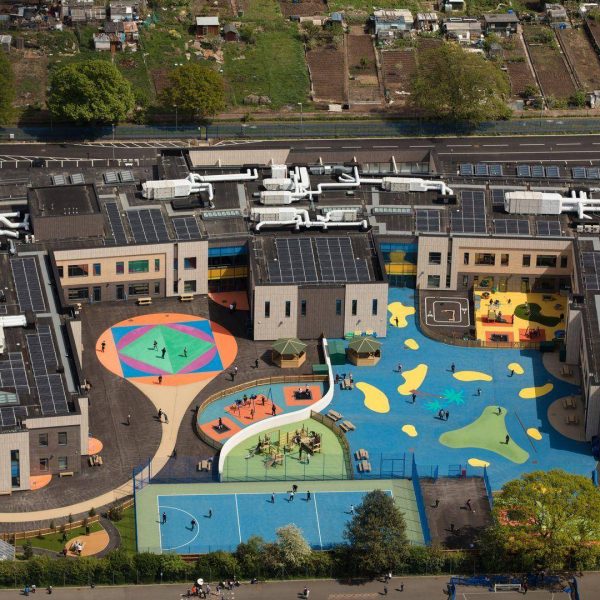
<box><xmin>254</xmin><ymin>426</ymin><xmax>322</xmax><ymax>468</ymax></box>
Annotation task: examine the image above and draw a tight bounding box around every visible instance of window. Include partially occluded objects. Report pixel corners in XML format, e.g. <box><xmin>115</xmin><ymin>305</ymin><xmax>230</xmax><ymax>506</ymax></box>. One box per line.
<box><xmin>536</xmin><ymin>255</ymin><xmax>557</xmax><ymax>268</ymax></box>
<box><xmin>522</xmin><ymin>255</ymin><xmax>531</xmax><ymax>267</ymax></box>
<box><xmin>184</xmin><ymin>257</ymin><xmax>197</xmax><ymax>270</ymax></box>
<box><xmin>184</xmin><ymin>280</ymin><xmax>197</xmax><ymax>293</ymax></box>
<box><xmin>154</xmin><ymin>259</ymin><xmax>160</xmax><ymax>272</ymax></box>
<box><xmin>57</xmin><ymin>266</ymin><xmax>64</xmax><ymax>278</ymax></box>
<box><xmin>501</xmin><ymin>254</ymin><xmax>509</xmax><ymax>266</ymax></box>
<box><xmin>351</xmin><ymin>300</ymin><xmax>357</xmax><ymax>316</ymax></box>
<box><xmin>446</xmin><ymin>273</ymin><xmax>452</xmax><ymax>288</ymax></box>
<box><xmin>335</xmin><ymin>299</ymin><xmax>342</xmax><ymax>315</ymax></box>
<box><xmin>427</xmin><ymin>275</ymin><xmax>441</xmax><ymax>288</ymax></box>
<box><xmin>116</xmin><ymin>261</ymin><xmax>124</xmax><ymax>274</ymax></box>
<box><xmin>39</xmin><ymin>458</ymin><xmax>49</xmax><ymax>472</ymax></box>
<box><xmin>462</xmin><ymin>275</ymin><xmax>469</xmax><ymax>287</ymax></box>
<box><xmin>463</xmin><ymin>253</ymin><xmax>469</xmax><ymax>265</ymax></box>
<box><xmin>67</xmin><ymin>264</ymin><xmax>88</xmax><ymax>277</ymax></box>
<box><xmin>128</xmin><ymin>260</ymin><xmax>149</xmax><ymax>274</ymax></box>
<box><xmin>474</xmin><ymin>253</ymin><xmax>495</xmax><ymax>266</ymax></box>
<box><xmin>67</xmin><ymin>287</ymin><xmax>89</xmax><ymax>301</ymax></box>
<box><xmin>116</xmin><ymin>284</ymin><xmax>125</xmax><ymax>300</ymax></box>
<box><xmin>265</xmin><ymin>301</ymin><xmax>271</xmax><ymax>318</ymax></box>
<box><xmin>93</xmin><ymin>263</ymin><xmax>101</xmax><ymax>276</ymax></box>
<box><xmin>428</xmin><ymin>252</ymin><xmax>442</xmax><ymax>265</ymax></box>
<box><xmin>372</xmin><ymin>299</ymin><xmax>378</xmax><ymax>315</ymax></box>
<box><xmin>154</xmin><ymin>282</ymin><xmax>160</xmax><ymax>295</ymax></box>
<box><xmin>11</xmin><ymin>450</ymin><xmax>20</xmax><ymax>487</ymax></box>
<box><xmin>57</xmin><ymin>456</ymin><xmax>68</xmax><ymax>471</ymax></box>
<box><xmin>173</xmin><ymin>281</ymin><xmax>178</xmax><ymax>294</ymax></box>
<box><xmin>173</xmin><ymin>259</ymin><xmax>178</xmax><ymax>270</ymax></box>
<box><xmin>128</xmin><ymin>283</ymin><xmax>149</xmax><ymax>296</ymax></box>
<box><xmin>93</xmin><ymin>286</ymin><xmax>101</xmax><ymax>302</ymax></box>
<box><xmin>39</xmin><ymin>433</ymin><xmax>48</xmax><ymax>447</ymax></box>
<box><xmin>560</xmin><ymin>256</ymin><xmax>568</xmax><ymax>269</ymax></box>
<box><xmin>285</xmin><ymin>301</ymin><xmax>291</xmax><ymax>318</ymax></box>
<box><xmin>300</xmin><ymin>300</ymin><xmax>307</xmax><ymax>316</ymax></box>
<box><xmin>58</xmin><ymin>432</ymin><xmax>67</xmax><ymax>446</ymax></box>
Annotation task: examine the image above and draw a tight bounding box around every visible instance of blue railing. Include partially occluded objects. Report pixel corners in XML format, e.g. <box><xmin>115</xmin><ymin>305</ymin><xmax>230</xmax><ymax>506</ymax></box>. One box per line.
<box><xmin>411</xmin><ymin>454</ymin><xmax>432</xmax><ymax>545</ymax></box>
<box><xmin>483</xmin><ymin>466</ymin><xmax>494</xmax><ymax>509</ymax></box>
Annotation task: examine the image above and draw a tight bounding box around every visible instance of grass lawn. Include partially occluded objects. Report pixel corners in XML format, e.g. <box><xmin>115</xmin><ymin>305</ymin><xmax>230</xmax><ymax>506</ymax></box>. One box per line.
<box><xmin>17</xmin><ymin>522</ymin><xmax>103</xmax><ymax>554</ymax></box>
<box><xmin>241</xmin><ymin>0</ymin><xmax>283</xmax><ymax>23</ymax></box>
<box><xmin>224</xmin><ymin>28</ymin><xmax>309</xmax><ymax>108</ymax></box>
<box><xmin>112</xmin><ymin>508</ymin><xmax>137</xmax><ymax>554</ymax></box>
<box><xmin>329</xmin><ymin>0</ymin><xmax>422</xmax><ymax>13</ymax></box>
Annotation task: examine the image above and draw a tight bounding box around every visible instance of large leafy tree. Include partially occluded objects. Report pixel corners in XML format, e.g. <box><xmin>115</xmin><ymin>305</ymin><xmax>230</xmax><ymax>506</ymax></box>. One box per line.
<box><xmin>0</xmin><ymin>51</ymin><xmax>15</xmax><ymax>124</ymax></box>
<box><xmin>48</xmin><ymin>60</ymin><xmax>135</xmax><ymax>123</ymax></box>
<box><xmin>482</xmin><ymin>470</ymin><xmax>600</xmax><ymax>571</ymax></box>
<box><xmin>411</xmin><ymin>43</ymin><xmax>511</xmax><ymax>123</ymax></box>
<box><xmin>160</xmin><ymin>63</ymin><xmax>225</xmax><ymax>120</ymax></box>
<box><xmin>344</xmin><ymin>489</ymin><xmax>408</xmax><ymax>576</ymax></box>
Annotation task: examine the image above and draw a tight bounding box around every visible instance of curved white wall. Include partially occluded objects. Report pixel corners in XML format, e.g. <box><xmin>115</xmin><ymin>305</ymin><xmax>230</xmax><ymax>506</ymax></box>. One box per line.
<box><xmin>217</xmin><ymin>338</ymin><xmax>335</xmax><ymax>478</ymax></box>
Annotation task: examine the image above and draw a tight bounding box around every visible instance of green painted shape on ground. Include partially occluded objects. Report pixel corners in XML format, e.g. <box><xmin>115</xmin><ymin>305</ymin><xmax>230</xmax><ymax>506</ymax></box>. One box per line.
<box><xmin>119</xmin><ymin>325</ymin><xmax>213</xmax><ymax>374</ymax></box>
<box><xmin>223</xmin><ymin>418</ymin><xmax>348</xmax><ymax>481</ymax></box>
<box><xmin>513</xmin><ymin>303</ymin><xmax>561</xmax><ymax>327</ymax></box>
<box><xmin>439</xmin><ymin>406</ymin><xmax>529</xmax><ymax>464</ymax></box>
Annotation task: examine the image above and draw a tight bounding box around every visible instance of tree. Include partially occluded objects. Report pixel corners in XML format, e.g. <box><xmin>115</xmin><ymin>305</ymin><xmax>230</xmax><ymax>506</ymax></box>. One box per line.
<box><xmin>160</xmin><ymin>63</ymin><xmax>225</xmax><ymax>120</ymax></box>
<box><xmin>411</xmin><ymin>43</ymin><xmax>511</xmax><ymax>123</ymax></box>
<box><xmin>48</xmin><ymin>60</ymin><xmax>135</xmax><ymax>123</ymax></box>
<box><xmin>344</xmin><ymin>489</ymin><xmax>408</xmax><ymax>576</ymax></box>
<box><xmin>0</xmin><ymin>51</ymin><xmax>15</xmax><ymax>125</ymax></box>
<box><xmin>274</xmin><ymin>524</ymin><xmax>311</xmax><ymax>570</ymax></box>
<box><xmin>482</xmin><ymin>470</ymin><xmax>600</xmax><ymax>572</ymax></box>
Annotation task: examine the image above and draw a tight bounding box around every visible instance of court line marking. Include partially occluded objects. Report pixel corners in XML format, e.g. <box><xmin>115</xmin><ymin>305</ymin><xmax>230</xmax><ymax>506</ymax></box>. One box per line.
<box><xmin>234</xmin><ymin>493</ymin><xmax>242</xmax><ymax>543</ymax></box>
<box><xmin>313</xmin><ymin>493</ymin><xmax>323</xmax><ymax>550</ymax></box>
<box><xmin>157</xmin><ymin>489</ymin><xmax>391</xmax><ymax>498</ymax></box>
<box><xmin>424</xmin><ymin>296</ymin><xmax>470</xmax><ymax>327</ymax></box>
<box><xmin>157</xmin><ymin>505</ymin><xmax>200</xmax><ymax>551</ymax></box>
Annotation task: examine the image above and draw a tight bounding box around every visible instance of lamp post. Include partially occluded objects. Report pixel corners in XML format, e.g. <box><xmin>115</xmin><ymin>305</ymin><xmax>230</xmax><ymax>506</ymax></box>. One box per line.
<box><xmin>297</xmin><ymin>102</ymin><xmax>303</xmax><ymax>135</ymax></box>
<box><xmin>173</xmin><ymin>104</ymin><xmax>178</xmax><ymax>132</ymax></box>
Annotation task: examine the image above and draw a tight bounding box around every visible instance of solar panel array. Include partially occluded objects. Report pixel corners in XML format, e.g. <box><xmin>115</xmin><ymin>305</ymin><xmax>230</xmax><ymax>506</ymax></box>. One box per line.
<box><xmin>11</xmin><ymin>258</ymin><xmax>46</xmax><ymax>313</ymax></box>
<box><xmin>494</xmin><ymin>219</ymin><xmax>530</xmax><ymax>236</ymax></box>
<box><xmin>572</xmin><ymin>167</ymin><xmax>587</xmax><ymax>179</ymax></box>
<box><xmin>268</xmin><ymin>238</ymin><xmax>319</xmax><ymax>283</ymax></box>
<box><xmin>572</xmin><ymin>166</ymin><xmax>600</xmax><ymax>179</ymax></box>
<box><xmin>459</xmin><ymin>164</ymin><xmax>503</xmax><ymax>177</ymax></box>
<box><xmin>537</xmin><ymin>219</ymin><xmax>562</xmax><ymax>237</ymax></box>
<box><xmin>70</xmin><ymin>173</ymin><xmax>85</xmax><ymax>185</ymax></box>
<box><xmin>27</xmin><ymin>325</ymin><xmax>68</xmax><ymax>415</ymax></box>
<box><xmin>491</xmin><ymin>189</ymin><xmax>507</xmax><ymax>207</ymax></box>
<box><xmin>51</xmin><ymin>174</ymin><xmax>66</xmax><ymax>186</ymax></box>
<box><xmin>459</xmin><ymin>164</ymin><xmax>474</xmax><ymax>176</ymax></box>
<box><xmin>517</xmin><ymin>165</ymin><xmax>531</xmax><ymax>177</ymax></box>
<box><xmin>489</xmin><ymin>164</ymin><xmax>503</xmax><ymax>177</ymax></box>
<box><xmin>451</xmin><ymin>190</ymin><xmax>487</xmax><ymax>233</ymax></box>
<box><xmin>315</xmin><ymin>237</ymin><xmax>371</xmax><ymax>283</ymax></box>
<box><xmin>104</xmin><ymin>171</ymin><xmax>119</xmax><ymax>184</ymax></box>
<box><xmin>546</xmin><ymin>165</ymin><xmax>561</xmax><ymax>178</ymax></box>
<box><xmin>415</xmin><ymin>209</ymin><xmax>442</xmax><ymax>232</ymax></box>
<box><xmin>515</xmin><ymin>165</ymin><xmax>560</xmax><ymax>178</ymax></box>
<box><xmin>104</xmin><ymin>202</ymin><xmax>129</xmax><ymax>246</ymax></box>
<box><xmin>0</xmin><ymin>353</ymin><xmax>30</xmax><ymax>395</ymax></box>
<box><xmin>0</xmin><ymin>406</ymin><xmax>27</xmax><ymax>429</ymax></box>
<box><xmin>126</xmin><ymin>209</ymin><xmax>170</xmax><ymax>244</ymax></box>
<box><xmin>173</xmin><ymin>216</ymin><xmax>202</xmax><ymax>240</ymax></box>
<box><xmin>119</xmin><ymin>170</ymin><xmax>135</xmax><ymax>183</ymax></box>
<box><xmin>581</xmin><ymin>252</ymin><xmax>600</xmax><ymax>290</ymax></box>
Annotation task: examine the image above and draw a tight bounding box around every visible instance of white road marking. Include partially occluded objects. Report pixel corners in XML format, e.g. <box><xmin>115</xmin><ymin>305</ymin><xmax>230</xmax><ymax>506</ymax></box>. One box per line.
<box><xmin>519</xmin><ymin>143</ymin><xmax>545</xmax><ymax>146</ymax></box>
<box><xmin>373</xmin><ymin>145</ymin><xmax>398</xmax><ymax>148</ymax></box>
<box><xmin>482</xmin><ymin>144</ymin><xmax>509</xmax><ymax>147</ymax></box>
<box><xmin>341</xmin><ymin>146</ymin><xmax>361</xmax><ymax>149</ymax></box>
<box><xmin>410</xmin><ymin>145</ymin><xmax>435</xmax><ymax>148</ymax></box>
<box><xmin>304</xmin><ymin>146</ymin><xmax>331</xmax><ymax>149</ymax></box>
<box><xmin>556</xmin><ymin>142</ymin><xmax>580</xmax><ymax>146</ymax></box>
<box><xmin>447</xmin><ymin>144</ymin><xmax>472</xmax><ymax>147</ymax></box>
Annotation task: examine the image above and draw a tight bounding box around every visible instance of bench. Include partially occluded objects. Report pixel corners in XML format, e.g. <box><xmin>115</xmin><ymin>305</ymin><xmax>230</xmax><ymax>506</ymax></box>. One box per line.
<box><xmin>357</xmin><ymin>460</ymin><xmax>371</xmax><ymax>473</ymax></box>
<box><xmin>327</xmin><ymin>410</ymin><xmax>342</xmax><ymax>422</ymax></box>
<box><xmin>339</xmin><ymin>420</ymin><xmax>356</xmax><ymax>433</ymax></box>
<box><xmin>562</xmin><ymin>397</ymin><xmax>576</xmax><ymax>410</ymax></box>
<box><xmin>493</xmin><ymin>583</ymin><xmax>522</xmax><ymax>592</ymax></box>
<box><xmin>179</xmin><ymin>294</ymin><xmax>194</xmax><ymax>302</ymax></box>
<box><xmin>565</xmin><ymin>414</ymin><xmax>579</xmax><ymax>425</ymax></box>
<box><xmin>88</xmin><ymin>455</ymin><xmax>103</xmax><ymax>467</ymax></box>
<box><xmin>561</xmin><ymin>365</ymin><xmax>573</xmax><ymax>377</ymax></box>
<box><xmin>137</xmin><ymin>297</ymin><xmax>152</xmax><ymax>306</ymax></box>
<box><xmin>355</xmin><ymin>448</ymin><xmax>369</xmax><ymax>460</ymax></box>
<box><xmin>197</xmin><ymin>459</ymin><xmax>211</xmax><ymax>472</ymax></box>
<box><xmin>59</xmin><ymin>471</ymin><xmax>74</xmax><ymax>478</ymax></box>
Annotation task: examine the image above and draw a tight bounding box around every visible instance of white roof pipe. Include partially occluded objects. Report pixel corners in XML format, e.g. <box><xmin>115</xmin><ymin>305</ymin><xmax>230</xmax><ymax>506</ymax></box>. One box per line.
<box><xmin>193</xmin><ymin>168</ymin><xmax>258</xmax><ymax>183</ymax></box>
<box><xmin>0</xmin><ymin>315</ymin><xmax>27</xmax><ymax>327</ymax></box>
<box><xmin>0</xmin><ymin>229</ymin><xmax>19</xmax><ymax>239</ymax></box>
<box><xmin>0</xmin><ymin>213</ymin><xmax>29</xmax><ymax>230</ymax></box>
<box><xmin>310</xmin><ymin>166</ymin><xmax>361</xmax><ymax>198</ymax></box>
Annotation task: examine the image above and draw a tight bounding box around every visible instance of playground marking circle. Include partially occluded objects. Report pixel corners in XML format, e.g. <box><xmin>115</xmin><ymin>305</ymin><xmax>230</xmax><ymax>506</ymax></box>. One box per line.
<box><xmin>158</xmin><ymin>505</ymin><xmax>201</xmax><ymax>552</ymax></box>
<box><xmin>424</xmin><ymin>296</ymin><xmax>470</xmax><ymax>327</ymax></box>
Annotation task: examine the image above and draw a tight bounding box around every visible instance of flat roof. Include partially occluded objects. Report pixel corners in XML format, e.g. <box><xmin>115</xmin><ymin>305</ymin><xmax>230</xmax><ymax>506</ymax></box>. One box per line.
<box><xmin>196</xmin><ymin>16</ymin><xmax>219</xmax><ymax>25</ymax></box>
<box><xmin>188</xmin><ymin>148</ymin><xmax>290</xmax><ymax>168</ymax></box>
<box><xmin>29</xmin><ymin>184</ymin><xmax>101</xmax><ymax>218</ymax></box>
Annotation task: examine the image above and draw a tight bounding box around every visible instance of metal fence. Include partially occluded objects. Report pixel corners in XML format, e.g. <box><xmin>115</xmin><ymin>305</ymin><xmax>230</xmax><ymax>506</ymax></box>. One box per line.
<box><xmin>483</xmin><ymin>466</ymin><xmax>494</xmax><ymax>510</ymax></box>
<box><xmin>411</xmin><ymin>455</ymin><xmax>432</xmax><ymax>545</ymax></box>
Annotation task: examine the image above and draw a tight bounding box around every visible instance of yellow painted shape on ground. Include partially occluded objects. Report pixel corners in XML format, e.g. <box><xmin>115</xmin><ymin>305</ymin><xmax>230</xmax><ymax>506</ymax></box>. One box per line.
<box><xmin>468</xmin><ymin>458</ymin><xmax>490</xmax><ymax>468</ymax></box>
<box><xmin>356</xmin><ymin>382</ymin><xmax>390</xmax><ymax>414</ymax></box>
<box><xmin>404</xmin><ymin>338</ymin><xmax>419</xmax><ymax>350</ymax></box>
<box><xmin>453</xmin><ymin>370</ymin><xmax>493</xmax><ymax>382</ymax></box>
<box><xmin>508</xmin><ymin>362</ymin><xmax>524</xmax><ymax>375</ymax></box>
<box><xmin>388</xmin><ymin>302</ymin><xmax>416</xmax><ymax>328</ymax></box>
<box><xmin>527</xmin><ymin>427</ymin><xmax>542</xmax><ymax>441</ymax></box>
<box><xmin>402</xmin><ymin>424</ymin><xmax>418</xmax><ymax>437</ymax></box>
<box><xmin>397</xmin><ymin>364</ymin><xmax>428</xmax><ymax>395</ymax></box>
<box><xmin>519</xmin><ymin>383</ymin><xmax>554</xmax><ymax>399</ymax></box>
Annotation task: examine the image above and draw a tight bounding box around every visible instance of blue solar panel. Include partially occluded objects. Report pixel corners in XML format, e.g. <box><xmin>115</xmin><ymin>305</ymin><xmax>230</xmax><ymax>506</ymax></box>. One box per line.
<box><xmin>546</xmin><ymin>165</ymin><xmax>560</xmax><ymax>178</ymax></box>
<box><xmin>460</xmin><ymin>164</ymin><xmax>474</xmax><ymax>176</ymax></box>
<box><xmin>489</xmin><ymin>164</ymin><xmax>503</xmax><ymax>176</ymax></box>
<box><xmin>475</xmin><ymin>163</ymin><xmax>489</xmax><ymax>176</ymax></box>
<box><xmin>587</xmin><ymin>167</ymin><xmax>600</xmax><ymax>179</ymax></box>
<box><xmin>531</xmin><ymin>165</ymin><xmax>545</xmax><ymax>178</ymax></box>
<box><xmin>572</xmin><ymin>167</ymin><xmax>587</xmax><ymax>179</ymax></box>
<box><xmin>517</xmin><ymin>165</ymin><xmax>531</xmax><ymax>177</ymax></box>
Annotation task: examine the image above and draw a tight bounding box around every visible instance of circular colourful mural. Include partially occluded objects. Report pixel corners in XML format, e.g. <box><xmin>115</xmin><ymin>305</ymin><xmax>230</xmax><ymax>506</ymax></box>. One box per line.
<box><xmin>96</xmin><ymin>313</ymin><xmax>237</xmax><ymax>386</ymax></box>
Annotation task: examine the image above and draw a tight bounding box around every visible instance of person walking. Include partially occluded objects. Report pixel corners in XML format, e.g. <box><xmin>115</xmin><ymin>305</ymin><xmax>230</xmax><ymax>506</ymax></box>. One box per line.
<box><xmin>183</xmin><ymin>347</ymin><xmax>187</xmax><ymax>358</ymax></box>
<box><xmin>158</xmin><ymin>375</ymin><xmax>163</xmax><ymax>385</ymax></box>
<box><xmin>411</xmin><ymin>393</ymin><xmax>417</xmax><ymax>403</ymax></box>
<box><xmin>438</xmin><ymin>409</ymin><xmax>444</xmax><ymax>420</ymax></box>
<box><xmin>208</xmin><ymin>509</ymin><xmax>212</xmax><ymax>518</ymax></box>
<box><xmin>434</xmin><ymin>498</ymin><xmax>439</xmax><ymax>508</ymax></box>
<box><xmin>153</xmin><ymin>340</ymin><xmax>158</xmax><ymax>350</ymax></box>
<box><xmin>158</xmin><ymin>408</ymin><xmax>163</xmax><ymax>421</ymax></box>
<box><xmin>476</xmin><ymin>388</ymin><xmax>481</xmax><ymax>396</ymax></box>
<box><xmin>383</xmin><ymin>586</ymin><xmax>388</xmax><ymax>595</ymax></box>
<box><xmin>394</xmin><ymin>316</ymin><xmax>399</xmax><ymax>327</ymax></box>
<box><xmin>289</xmin><ymin>491</ymin><xmax>294</xmax><ymax>502</ymax></box>
<box><xmin>292</xmin><ymin>484</ymin><xmax>298</xmax><ymax>493</ymax></box>
<box><xmin>254</xmin><ymin>358</ymin><xmax>259</xmax><ymax>369</ymax></box>
<box><xmin>505</xmin><ymin>434</ymin><xmax>510</xmax><ymax>444</ymax></box>
<box><xmin>126</xmin><ymin>414</ymin><xmax>131</xmax><ymax>426</ymax></box>
<box><xmin>306</xmin><ymin>490</ymin><xmax>311</xmax><ymax>501</ymax></box>
<box><xmin>497</xmin><ymin>407</ymin><xmax>502</xmax><ymax>415</ymax></box>
<box><xmin>250</xmin><ymin>407</ymin><xmax>255</xmax><ymax>420</ymax></box>
<box><xmin>466</xmin><ymin>498</ymin><xmax>472</xmax><ymax>511</ymax></box>
<box><xmin>303</xmin><ymin>587</ymin><xmax>310</xmax><ymax>599</ymax></box>
<box><xmin>190</xmin><ymin>519</ymin><xmax>196</xmax><ymax>531</ymax></box>
<box><xmin>100</xmin><ymin>341</ymin><xmax>106</xmax><ymax>353</ymax></box>
<box><xmin>398</xmin><ymin>363</ymin><xmax>402</xmax><ymax>373</ymax></box>
<box><xmin>162</xmin><ymin>512</ymin><xmax>167</xmax><ymax>524</ymax></box>
<box><xmin>161</xmin><ymin>347</ymin><xmax>166</xmax><ymax>359</ymax></box>
<box><xmin>445</xmin><ymin>410</ymin><xmax>449</xmax><ymax>421</ymax></box>
<box><xmin>271</xmin><ymin>404</ymin><xmax>277</xmax><ymax>416</ymax></box>
<box><xmin>350</xmin><ymin>504</ymin><xmax>355</xmax><ymax>514</ymax></box>
<box><xmin>509</xmin><ymin>368</ymin><xmax>514</xmax><ymax>377</ymax></box>
<box><xmin>451</xmin><ymin>362</ymin><xmax>455</xmax><ymax>373</ymax></box>
<box><xmin>271</xmin><ymin>492</ymin><xmax>275</xmax><ymax>503</ymax></box>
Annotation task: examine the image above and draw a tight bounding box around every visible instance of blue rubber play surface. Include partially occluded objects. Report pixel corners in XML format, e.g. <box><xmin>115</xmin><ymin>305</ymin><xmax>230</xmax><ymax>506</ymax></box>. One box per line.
<box><xmin>327</xmin><ymin>288</ymin><xmax>597</xmax><ymax>490</ymax></box>
<box><xmin>157</xmin><ymin>490</ymin><xmax>390</xmax><ymax>554</ymax></box>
